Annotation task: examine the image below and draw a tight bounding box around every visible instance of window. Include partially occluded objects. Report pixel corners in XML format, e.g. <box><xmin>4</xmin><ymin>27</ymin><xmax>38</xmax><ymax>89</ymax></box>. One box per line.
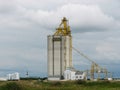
<box><xmin>76</xmin><ymin>76</ymin><xmax>78</xmax><ymax>78</ymax></box>
<box><xmin>79</xmin><ymin>76</ymin><xmax>82</xmax><ymax>78</ymax></box>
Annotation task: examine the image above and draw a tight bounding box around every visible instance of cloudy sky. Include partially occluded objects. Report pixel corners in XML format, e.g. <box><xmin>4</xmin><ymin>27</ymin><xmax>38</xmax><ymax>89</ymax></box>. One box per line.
<box><xmin>0</xmin><ymin>0</ymin><xmax>120</xmax><ymax>77</ymax></box>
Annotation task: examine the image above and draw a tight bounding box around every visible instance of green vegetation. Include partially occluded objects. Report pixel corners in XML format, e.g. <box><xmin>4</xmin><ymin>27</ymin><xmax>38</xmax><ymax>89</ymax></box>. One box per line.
<box><xmin>0</xmin><ymin>80</ymin><xmax>120</xmax><ymax>90</ymax></box>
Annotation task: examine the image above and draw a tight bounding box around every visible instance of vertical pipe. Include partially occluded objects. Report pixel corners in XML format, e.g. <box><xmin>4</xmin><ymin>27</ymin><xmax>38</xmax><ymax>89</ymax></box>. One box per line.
<box><xmin>60</xmin><ymin>36</ymin><xmax>62</xmax><ymax>79</ymax></box>
<box><xmin>53</xmin><ymin>35</ymin><xmax>54</xmax><ymax>76</ymax></box>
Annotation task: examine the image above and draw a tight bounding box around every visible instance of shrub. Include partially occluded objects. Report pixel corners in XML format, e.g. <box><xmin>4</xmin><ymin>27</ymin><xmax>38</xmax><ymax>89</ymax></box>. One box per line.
<box><xmin>51</xmin><ymin>81</ymin><xmax>62</xmax><ymax>86</ymax></box>
<box><xmin>1</xmin><ymin>82</ymin><xmax>22</xmax><ymax>90</ymax></box>
<box><xmin>75</xmin><ymin>80</ymin><xmax>86</xmax><ymax>85</ymax></box>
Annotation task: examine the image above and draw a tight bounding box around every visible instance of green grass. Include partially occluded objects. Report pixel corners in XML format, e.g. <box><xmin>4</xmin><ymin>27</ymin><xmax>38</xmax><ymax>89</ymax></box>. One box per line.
<box><xmin>0</xmin><ymin>80</ymin><xmax>120</xmax><ymax>90</ymax></box>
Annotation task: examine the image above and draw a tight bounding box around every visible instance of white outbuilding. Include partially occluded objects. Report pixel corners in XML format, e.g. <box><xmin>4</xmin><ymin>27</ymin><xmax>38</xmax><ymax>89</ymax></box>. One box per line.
<box><xmin>64</xmin><ymin>67</ymin><xmax>86</xmax><ymax>80</ymax></box>
<box><xmin>64</xmin><ymin>68</ymin><xmax>76</xmax><ymax>80</ymax></box>
<box><xmin>7</xmin><ymin>72</ymin><xmax>20</xmax><ymax>80</ymax></box>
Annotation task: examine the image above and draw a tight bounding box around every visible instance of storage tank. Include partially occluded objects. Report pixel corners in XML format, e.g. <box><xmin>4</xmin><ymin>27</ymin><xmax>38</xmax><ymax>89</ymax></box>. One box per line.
<box><xmin>48</xmin><ymin>35</ymin><xmax>72</xmax><ymax>80</ymax></box>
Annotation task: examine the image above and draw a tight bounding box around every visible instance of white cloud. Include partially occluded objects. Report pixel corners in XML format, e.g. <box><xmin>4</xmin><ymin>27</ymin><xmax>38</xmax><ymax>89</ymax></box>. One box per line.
<box><xmin>23</xmin><ymin>4</ymin><xmax>117</xmax><ymax>32</ymax></box>
<box><xmin>0</xmin><ymin>2</ymin><xmax>118</xmax><ymax>32</ymax></box>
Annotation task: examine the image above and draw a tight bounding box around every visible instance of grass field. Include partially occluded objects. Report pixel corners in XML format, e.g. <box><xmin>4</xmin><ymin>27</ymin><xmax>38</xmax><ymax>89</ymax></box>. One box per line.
<box><xmin>0</xmin><ymin>80</ymin><xmax>120</xmax><ymax>90</ymax></box>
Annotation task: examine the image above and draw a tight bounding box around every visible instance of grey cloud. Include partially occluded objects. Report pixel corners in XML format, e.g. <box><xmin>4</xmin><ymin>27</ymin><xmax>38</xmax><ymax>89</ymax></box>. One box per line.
<box><xmin>22</xmin><ymin>4</ymin><xmax>117</xmax><ymax>33</ymax></box>
<box><xmin>0</xmin><ymin>1</ymin><xmax>119</xmax><ymax>33</ymax></box>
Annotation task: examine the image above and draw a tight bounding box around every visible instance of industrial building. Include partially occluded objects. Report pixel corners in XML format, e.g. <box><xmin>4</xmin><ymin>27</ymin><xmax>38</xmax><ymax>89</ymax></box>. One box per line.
<box><xmin>7</xmin><ymin>72</ymin><xmax>20</xmax><ymax>81</ymax></box>
<box><xmin>0</xmin><ymin>72</ymin><xmax>20</xmax><ymax>81</ymax></box>
<box><xmin>47</xmin><ymin>17</ymin><xmax>73</xmax><ymax>80</ymax></box>
<box><xmin>64</xmin><ymin>67</ymin><xmax>86</xmax><ymax>80</ymax></box>
<box><xmin>47</xmin><ymin>17</ymin><xmax>111</xmax><ymax>81</ymax></box>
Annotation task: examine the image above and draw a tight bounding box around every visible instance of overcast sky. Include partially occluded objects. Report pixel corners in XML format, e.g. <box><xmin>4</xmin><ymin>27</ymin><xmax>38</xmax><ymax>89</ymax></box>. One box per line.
<box><xmin>0</xmin><ymin>0</ymin><xmax>120</xmax><ymax>77</ymax></box>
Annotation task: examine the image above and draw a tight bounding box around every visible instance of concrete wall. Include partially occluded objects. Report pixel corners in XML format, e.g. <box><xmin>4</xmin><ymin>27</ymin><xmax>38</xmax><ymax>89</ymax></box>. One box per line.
<box><xmin>47</xmin><ymin>35</ymin><xmax>72</xmax><ymax>80</ymax></box>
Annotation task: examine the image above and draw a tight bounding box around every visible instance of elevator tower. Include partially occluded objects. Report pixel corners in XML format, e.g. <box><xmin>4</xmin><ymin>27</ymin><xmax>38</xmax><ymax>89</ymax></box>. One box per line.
<box><xmin>47</xmin><ymin>17</ymin><xmax>72</xmax><ymax>80</ymax></box>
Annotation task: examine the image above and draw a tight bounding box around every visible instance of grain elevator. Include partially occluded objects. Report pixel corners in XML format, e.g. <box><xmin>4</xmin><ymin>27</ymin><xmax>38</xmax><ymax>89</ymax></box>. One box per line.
<box><xmin>47</xmin><ymin>17</ymin><xmax>72</xmax><ymax>80</ymax></box>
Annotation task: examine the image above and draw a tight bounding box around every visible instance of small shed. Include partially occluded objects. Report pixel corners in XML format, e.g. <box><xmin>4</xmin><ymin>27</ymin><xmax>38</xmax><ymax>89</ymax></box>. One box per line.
<box><xmin>64</xmin><ymin>67</ymin><xmax>86</xmax><ymax>80</ymax></box>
